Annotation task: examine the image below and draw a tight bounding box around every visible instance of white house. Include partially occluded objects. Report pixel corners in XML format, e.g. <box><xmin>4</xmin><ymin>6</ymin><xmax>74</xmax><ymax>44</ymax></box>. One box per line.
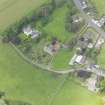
<box><xmin>88</xmin><ymin>43</ymin><xmax>93</xmax><ymax>48</ymax></box>
<box><xmin>86</xmin><ymin>75</ymin><xmax>99</xmax><ymax>92</ymax></box>
<box><xmin>80</xmin><ymin>0</ymin><xmax>88</xmax><ymax>10</ymax></box>
<box><xmin>23</xmin><ymin>26</ymin><xmax>41</xmax><ymax>38</ymax></box>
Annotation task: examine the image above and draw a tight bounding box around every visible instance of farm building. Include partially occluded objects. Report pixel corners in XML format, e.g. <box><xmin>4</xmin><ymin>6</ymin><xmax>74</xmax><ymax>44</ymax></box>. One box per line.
<box><xmin>69</xmin><ymin>54</ymin><xmax>86</xmax><ymax>65</ymax></box>
<box><xmin>23</xmin><ymin>26</ymin><xmax>41</xmax><ymax>38</ymax></box>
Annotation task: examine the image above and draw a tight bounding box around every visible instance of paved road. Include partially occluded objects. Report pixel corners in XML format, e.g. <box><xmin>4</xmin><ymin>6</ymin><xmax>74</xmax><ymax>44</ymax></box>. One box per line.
<box><xmin>73</xmin><ymin>0</ymin><xmax>105</xmax><ymax>38</ymax></box>
<box><xmin>73</xmin><ymin>0</ymin><xmax>105</xmax><ymax>77</ymax></box>
<box><xmin>82</xmin><ymin>66</ymin><xmax>105</xmax><ymax>77</ymax></box>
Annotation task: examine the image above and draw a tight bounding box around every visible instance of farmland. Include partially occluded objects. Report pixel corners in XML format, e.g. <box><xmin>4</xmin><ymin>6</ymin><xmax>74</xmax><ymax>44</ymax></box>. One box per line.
<box><xmin>0</xmin><ymin>0</ymin><xmax>49</xmax><ymax>32</ymax></box>
<box><xmin>0</xmin><ymin>43</ymin><xmax>102</xmax><ymax>105</ymax></box>
<box><xmin>44</xmin><ymin>4</ymin><xmax>74</xmax><ymax>42</ymax></box>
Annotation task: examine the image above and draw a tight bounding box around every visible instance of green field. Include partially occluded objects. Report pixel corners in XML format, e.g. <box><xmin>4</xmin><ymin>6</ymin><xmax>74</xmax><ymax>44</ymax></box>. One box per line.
<box><xmin>44</xmin><ymin>4</ymin><xmax>76</xmax><ymax>69</ymax></box>
<box><xmin>97</xmin><ymin>44</ymin><xmax>105</xmax><ymax>69</ymax></box>
<box><xmin>52</xmin><ymin>49</ymin><xmax>74</xmax><ymax>70</ymax></box>
<box><xmin>51</xmin><ymin>77</ymin><xmax>102</xmax><ymax>105</ymax></box>
<box><xmin>0</xmin><ymin>0</ymin><xmax>49</xmax><ymax>32</ymax></box>
<box><xmin>44</xmin><ymin>4</ymin><xmax>75</xmax><ymax>42</ymax></box>
<box><xmin>0</xmin><ymin>0</ymin><xmax>103</xmax><ymax>104</ymax></box>
<box><xmin>90</xmin><ymin>0</ymin><xmax>105</xmax><ymax>16</ymax></box>
<box><xmin>0</xmin><ymin>43</ymin><xmax>64</xmax><ymax>105</ymax></box>
<box><xmin>0</xmin><ymin>43</ymin><xmax>102</xmax><ymax>105</ymax></box>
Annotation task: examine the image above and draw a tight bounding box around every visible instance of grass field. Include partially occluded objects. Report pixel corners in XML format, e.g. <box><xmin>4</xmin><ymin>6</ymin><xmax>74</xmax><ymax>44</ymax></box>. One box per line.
<box><xmin>0</xmin><ymin>43</ymin><xmax>65</xmax><ymax>105</ymax></box>
<box><xmin>52</xmin><ymin>49</ymin><xmax>74</xmax><ymax>70</ymax></box>
<box><xmin>51</xmin><ymin>77</ymin><xmax>103</xmax><ymax>105</ymax></box>
<box><xmin>0</xmin><ymin>1</ymin><xmax>103</xmax><ymax>104</ymax></box>
<box><xmin>90</xmin><ymin>0</ymin><xmax>105</xmax><ymax>16</ymax></box>
<box><xmin>0</xmin><ymin>0</ymin><xmax>49</xmax><ymax>32</ymax></box>
<box><xmin>0</xmin><ymin>43</ymin><xmax>102</xmax><ymax>105</ymax></box>
<box><xmin>97</xmin><ymin>44</ymin><xmax>105</xmax><ymax>69</ymax></box>
<box><xmin>43</xmin><ymin>4</ymin><xmax>76</xmax><ymax>69</ymax></box>
<box><xmin>44</xmin><ymin>4</ymin><xmax>75</xmax><ymax>42</ymax></box>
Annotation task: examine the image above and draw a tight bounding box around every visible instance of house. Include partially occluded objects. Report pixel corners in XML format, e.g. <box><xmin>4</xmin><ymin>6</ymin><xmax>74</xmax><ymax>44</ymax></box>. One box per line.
<box><xmin>95</xmin><ymin>37</ymin><xmax>104</xmax><ymax>48</ymax></box>
<box><xmin>99</xmin><ymin>16</ymin><xmax>105</xmax><ymax>27</ymax></box>
<box><xmin>80</xmin><ymin>0</ymin><xmax>88</xmax><ymax>10</ymax></box>
<box><xmin>44</xmin><ymin>39</ymin><xmax>61</xmax><ymax>55</ymax></box>
<box><xmin>86</xmin><ymin>75</ymin><xmax>100</xmax><ymax>92</ymax></box>
<box><xmin>72</xmin><ymin>15</ymin><xmax>82</xmax><ymax>23</ymax></box>
<box><xmin>88</xmin><ymin>43</ymin><xmax>93</xmax><ymax>48</ymax></box>
<box><xmin>23</xmin><ymin>25</ymin><xmax>41</xmax><ymax>38</ymax></box>
<box><xmin>92</xmin><ymin>16</ymin><xmax>105</xmax><ymax>27</ymax></box>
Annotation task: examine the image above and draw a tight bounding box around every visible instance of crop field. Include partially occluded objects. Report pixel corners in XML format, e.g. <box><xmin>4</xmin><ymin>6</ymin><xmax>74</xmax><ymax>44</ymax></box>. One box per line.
<box><xmin>0</xmin><ymin>0</ymin><xmax>49</xmax><ymax>32</ymax></box>
<box><xmin>0</xmin><ymin>43</ymin><xmax>102</xmax><ymax>105</ymax></box>
<box><xmin>90</xmin><ymin>0</ymin><xmax>105</xmax><ymax>16</ymax></box>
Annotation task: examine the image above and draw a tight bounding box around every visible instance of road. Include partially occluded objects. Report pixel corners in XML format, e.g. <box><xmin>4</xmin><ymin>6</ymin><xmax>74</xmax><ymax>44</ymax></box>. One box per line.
<box><xmin>73</xmin><ymin>0</ymin><xmax>105</xmax><ymax>38</ymax></box>
<box><xmin>73</xmin><ymin>0</ymin><xmax>105</xmax><ymax>77</ymax></box>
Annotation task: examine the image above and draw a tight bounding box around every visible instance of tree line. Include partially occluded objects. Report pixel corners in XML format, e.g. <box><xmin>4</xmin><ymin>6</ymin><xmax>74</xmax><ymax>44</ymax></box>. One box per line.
<box><xmin>2</xmin><ymin>0</ymin><xmax>67</xmax><ymax>45</ymax></box>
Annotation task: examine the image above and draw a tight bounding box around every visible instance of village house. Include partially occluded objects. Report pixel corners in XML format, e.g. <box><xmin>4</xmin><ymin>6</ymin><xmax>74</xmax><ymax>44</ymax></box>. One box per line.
<box><xmin>95</xmin><ymin>37</ymin><xmax>104</xmax><ymax>48</ymax></box>
<box><xmin>80</xmin><ymin>0</ymin><xmax>88</xmax><ymax>10</ymax></box>
<box><xmin>92</xmin><ymin>16</ymin><xmax>105</xmax><ymax>27</ymax></box>
<box><xmin>23</xmin><ymin>25</ymin><xmax>41</xmax><ymax>39</ymax></box>
<box><xmin>72</xmin><ymin>15</ymin><xmax>83</xmax><ymax>23</ymax></box>
<box><xmin>69</xmin><ymin>31</ymin><xmax>94</xmax><ymax>66</ymax></box>
<box><xmin>44</xmin><ymin>38</ymin><xmax>61</xmax><ymax>55</ymax></box>
<box><xmin>86</xmin><ymin>74</ymin><xmax>102</xmax><ymax>92</ymax></box>
<box><xmin>78</xmin><ymin>32</ymin><xmax>93</xmax><ymax>47</ymax></box>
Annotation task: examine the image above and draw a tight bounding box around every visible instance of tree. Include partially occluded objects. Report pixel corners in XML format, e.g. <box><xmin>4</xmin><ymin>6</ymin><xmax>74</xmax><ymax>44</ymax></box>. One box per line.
<box><xmin>98</xmin><ymin>78</ymin><xmax>105</xmax><ymax>93</ymax></box>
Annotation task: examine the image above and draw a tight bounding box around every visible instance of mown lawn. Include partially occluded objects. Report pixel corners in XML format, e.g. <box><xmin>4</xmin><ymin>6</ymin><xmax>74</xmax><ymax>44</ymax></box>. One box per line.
<box><xmin>0</xmin><ymin>0</ymin><xmax>49</xmax><ymax>32</ymax></box>
<box><xmin>90</xmin><ymin>0</ymin><xmax>105</xmax><ymax>16</ymax></box>
<box><xmin>0</xmin><ymin>43</ymin><xmax>102</xmax><ymax>105</ymax></box>
<box><xmin>52</xmin><ymin>49</ymin><xmax>74</xmax><ymax>70</ymax></box>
